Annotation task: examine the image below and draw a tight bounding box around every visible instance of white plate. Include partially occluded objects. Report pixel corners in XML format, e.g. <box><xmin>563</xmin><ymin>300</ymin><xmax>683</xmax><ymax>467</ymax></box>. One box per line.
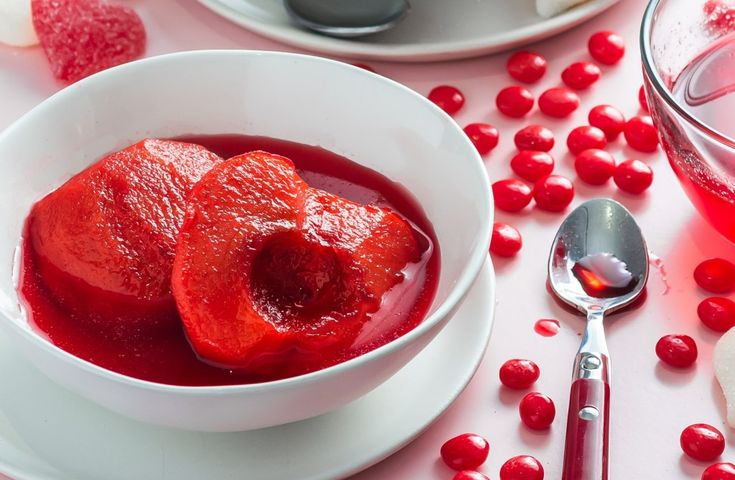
<box><xmin>198</xmin><ymin>0</ymin><xmax>619</xmax><ymax>62</ymax></box>
<box><xmin>0</xmin><ymin>261</ymin><xmax>494</xmax><ymax>480</ymax></box>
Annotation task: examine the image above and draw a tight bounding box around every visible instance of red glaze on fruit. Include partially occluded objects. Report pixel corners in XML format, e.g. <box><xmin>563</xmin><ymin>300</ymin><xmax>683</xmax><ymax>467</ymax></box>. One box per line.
<box><xmin>511</xmin><ymin>151</ymin><xmax>555</xmax><ymax>182</ymax></box>
<box><xmin>491</xmin><ymin>223</ymin><xmax>522</xmax><ymax>258</ymax></box>
<box><xmin>500</xmin><ymin>455</ymin><xmax>545</xmax><ymax>480</ymax></box>
<box><xmin>703</xmin><ymin>462</ymin><xmax>735</xmax><ymax>480</ymax></box>
<box><xmin>680</xmin><ymin>424</ymin><xmax>725</xmax><ymax>462</ymax></box>
<box><xmin>575</xmin><ymin>149</ymin><xmax>616</xmax><ymax>185</ymax></box>
<box><xmin>519</xmin><ymin>392</ymin><xmax>555</xmax><ymax>430</ymax></box>
<box><xmin>566</xmin><ymin>126</ymin><xmax>607</xmax><ymax>155</ymax></box>
<box><xmin>588</xmin><ymin>31</ymin><xmax>625</xmax><ymax>65</ymax></box>
<box><xmin>639</xmin><ymin>85</ymin><xmax>650</xmax><ymax>112</ymax></box>
<box><xmin>561</xmin><ymin>62</ymin><xmax>602</xmax><ymax>90</ymax></box>
<box><xmin>694</xmin><ymin>258</ymin><xmax>735</xmax><ymax>293</ymax></box>
<box><xmin>588</xmin><ymin>104</ymin><xmax>626</xmax><ymax>140</ymax></box>
<box><xmin>624</xmin><ymin>115</ymin><xmax>659</xmax><ymax>152</ymax></box>
<box><xmin>507</xmin><ymin>51</ymin><xmax>547</xmax><ymax>83</ymax></box>
<box><xmin>514</xmin><ymin>125</ymin><xmax>555</xmax><ymax>152</ymax></box>
<box><xmin>31</xmin><ymin>0</ymin><xmax>146</xmax><ymax>83</ymax></box>
<box><xmin>441</xmin><ymin>433</ymin><xmax>491</xmax><ymax>471</ymax></box>
<box><xmin>613</xmin><ymin>159</ymin><xmax>653</xmax><ymax>194</ymax></box>
<box><xmin>453</xmin><ymin>471</ymin><xmax>490</xmax><ymax>480</ymax></box>
<box><xmin>493</xmin><ymin>179</ymin><xmax>533</xmax><ymax>213</ymax></box>
<box><xmin>429</xmin><ymin>85</ymin><xmax>465</xmax><ymax>115</ymax></box>
<box><xmin>656</xmin><ymin>334</ymin><xmax>698</xmax><ymax>368</ymax></box>
<box><xmin>533</xmin><ymin>175</ymin><xmax>574</xmax><ymax>212</ymax></box>
<box><xmin>27</xmin><ymin>139</ymin><xmax>222</xmax><ymax>329</ymax></box>
<box><xmin>499</xmin><ymin>359</ymin><xmax>540</xmax><ymax>389</ymax></box>
<box><xmin>465</xmin><ymin>123</ymin><xmax>500</xmax><ymax>155</ymax></box>
<box><xmin>538</xmin><ymin>88</ymin><xmax>580</xmax><ymax>118</ymax></box>
<box><xmin>698</xmin><ymin>297</ymin><xmax>735</xmax><ymax>332</ymax></box>
<box><xmin>497</xmin><ymin>86</ymin><xmax>535</xmax><ymax>118</ymax></box>
<box><xmin>171</xmin><ymin>151</ymin><xmax>425</xmax><ymax>374</ymax></box>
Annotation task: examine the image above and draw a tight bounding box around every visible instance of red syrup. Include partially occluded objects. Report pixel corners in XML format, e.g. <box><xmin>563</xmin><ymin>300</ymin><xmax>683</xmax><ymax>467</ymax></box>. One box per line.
<box><xmin>19</xmin><ymin>134</ymin><xmax>440</xmax><ymax>386</ymax></box>
<box><xmin>571</xmin><ymin>253</ymin><xmax>636</xmax><ymax>298</ymax></box>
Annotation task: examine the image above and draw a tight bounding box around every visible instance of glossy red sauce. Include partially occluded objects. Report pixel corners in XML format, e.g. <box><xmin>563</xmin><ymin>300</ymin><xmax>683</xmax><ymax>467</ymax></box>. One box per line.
<box><xmin>19</xmin><ymin>134</ymin><xmax>440</xmax><ymax>386</ymax></box>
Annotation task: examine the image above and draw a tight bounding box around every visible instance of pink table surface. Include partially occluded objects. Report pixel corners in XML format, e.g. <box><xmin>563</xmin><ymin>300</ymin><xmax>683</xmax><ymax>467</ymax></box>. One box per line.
<box><xmin>2</xmin><ymin>0</ymin><xmax>734</xmax><ymax>478</ymax></box>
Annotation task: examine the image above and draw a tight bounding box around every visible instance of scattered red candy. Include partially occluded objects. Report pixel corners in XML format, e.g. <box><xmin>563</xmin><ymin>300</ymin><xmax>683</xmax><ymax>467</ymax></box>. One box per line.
<box><xmin>507</xmin><ymin>51</ymin><xmax>547</xmax><ymax>83</ymax></box>
<box><xmin>441</xmin><ymin>433</ymin><xmax>490</xmax><ymax>471</ymax></box>
<box><xmin>499</xmin><ymin>359</ymin><xmax>540</xmax><ymax>389</ymax></box>
<box><xmin>519</xmin><ymin>392</ymin><xmax>555</xmax><ymax>430</ymax></box>
<box><xmin>511</xmin><ymin>151</ymin><xmax>555</xmax><ymax>182</ymax></box>
<box><xmin>497</xmin><ymin>86</ymin><xmax>535</xmax><ymax>118</ymax></box>
<box><xmin>694</xmin><ymin>258</ymin><xmax>735</xmax><ymax>293</ymax></box>
<box><xmin>533</xmin><ymin>175</ymin><xmax>574</xmax><ymax>212</ymax></box>
<box><xmin>538</xmin><ymin>88</ymin><xmax>580</xmax><ymax>118</ymax></box>
<box><xmin>656</xmin><ymin>334</ymin><xmax>698</xmax><ymax>368</ymax></box>
<box><xmin>624</xmin><ymin>115</ymin><xmax>659</xmax><ymax>152</ymax></box>
<box><xmin>613</xmin><ymin>159</ymin><xmax>653</xmax><ymax>194</ymax></box>
<box><xmin>453</xmin><ymin>471</ymin><xmax>490</xmax><ymax>480</ymax></box>
<box><xmin>464</xmin><ymin>123</ymin><xmax>500</xmax><ymax>155</ymax></box>
<box><xmin>698</xmin><ymin>297</ymin><xmax>735</xmax><ymax>332</ymax></box>
<box><xmin>680</xmin><ymin>424</ymin><xmax>725</xmax><ymax>462</ymax></box>
<box><xmin>566</xmin><ymin>126</ymin><xmax>607</xmax><ymax>154</ymax></box>
<box><xmin>575</xmin><ymin>149</ymin><xmax>616</xmax><ymax>185</ymax></box>
<box><xmin>561</xmin><ymin>62</ymin><xmax>602</xmax><ymax>90</ymax></box>
<box><xmin>588</xmin><ymin>105</ymin><xmax>626</xmax><ymax>140</ymax></box>
<box><xmin>31</xmin><ymin>0</ymin><xmax>146</xmax><ymax>83</ymax></box>
<box><xmin>514</xmin><ymin>125</ymin><xmax>555</xmax><ymax>152</ymax></box>
<box><xmin>499</xmin><ymin>455</ymin><xmax>545</xmax><ymax>480</ymax></box>
<box><xmin>588</xmin><ymin>31</ymin><xmax>625</xmax><ymax>65</ymax></box>
<box><xmin>493</xmin><ymin>179</ymin><xmax>533</xmax><ymax>212</ymax></box>
<box><xmin>703</xmin><ymin>462</ymin><xmax>735</xmax><ymax>480</ymax></box>
<box><xmin>428</xmin><ymin>85</ymin><xmax>465</xmax><ymax>115</ymax></box>
<box><xmin>639</xmin><ymin>85</ymin><xmax>650</xmax><ymax>112</ymax></box>
<box><xmin>491</xmin><ymin>223</ymin><xmax>523</xmax><ymax>258</ymax></box>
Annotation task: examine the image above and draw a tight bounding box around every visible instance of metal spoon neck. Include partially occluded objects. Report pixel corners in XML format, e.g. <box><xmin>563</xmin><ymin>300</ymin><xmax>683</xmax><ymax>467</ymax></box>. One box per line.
<box><xmin>578</xmin><ymin>308</ymin><xmax>608</xmax><ymax>357</ymax></box>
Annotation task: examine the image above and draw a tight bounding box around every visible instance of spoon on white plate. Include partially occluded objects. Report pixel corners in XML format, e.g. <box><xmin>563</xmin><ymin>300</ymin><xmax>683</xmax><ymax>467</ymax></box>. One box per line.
<box><xmin>283</xmin><ymin>0</ymin><xmax>410</xmax><ymax>38</ymax></box>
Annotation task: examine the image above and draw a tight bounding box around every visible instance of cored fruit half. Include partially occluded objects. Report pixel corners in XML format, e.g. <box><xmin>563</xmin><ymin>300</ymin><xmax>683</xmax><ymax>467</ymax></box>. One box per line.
<box><xmin>172</xmin><ymin>151</ymin><xmax>424</xmax><ymax>376</ymax></box>
<box><xmin>27</xmin><ymin>139</ymin><xmax>222</xmax><ymax>329</ymax></box>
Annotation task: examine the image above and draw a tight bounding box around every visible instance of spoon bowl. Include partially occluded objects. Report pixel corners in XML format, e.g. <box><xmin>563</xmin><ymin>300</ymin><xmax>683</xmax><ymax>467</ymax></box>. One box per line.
<box><xmin>283</xmin><ymin>0</ymin><xmax>410</xmax><ymax>38</ymax></box>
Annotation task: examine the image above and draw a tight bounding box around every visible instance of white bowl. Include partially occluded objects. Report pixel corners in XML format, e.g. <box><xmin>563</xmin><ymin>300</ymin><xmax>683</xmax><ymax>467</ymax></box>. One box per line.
<box><xmin>0</xmin><ymin>51</ymin><xmax>492</xmax><ymax>432</ymax></box>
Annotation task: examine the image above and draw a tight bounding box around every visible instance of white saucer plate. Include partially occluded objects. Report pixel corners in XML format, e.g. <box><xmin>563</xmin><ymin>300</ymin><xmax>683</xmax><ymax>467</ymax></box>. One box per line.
<box><xmin>0</xmin><ymin>260</ymin><xmax>495</xmax><ymax>480</ymax></box>
<box><xmin>198</xmin><ymin>0</ymin><xmax>619</xmax><ymax>62</ymax></box>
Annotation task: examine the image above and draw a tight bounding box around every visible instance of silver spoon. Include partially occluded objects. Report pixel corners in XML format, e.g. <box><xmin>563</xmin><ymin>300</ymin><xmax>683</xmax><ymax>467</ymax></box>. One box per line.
<box><xmin>283</xmin><ymin>0</ymin><xmax>410</xmax><ymax>38</ymax></box>
<box><xmin>548</xmin><ymin>199</ymin><xmax>649</xmax><ymax>480</ymax></box>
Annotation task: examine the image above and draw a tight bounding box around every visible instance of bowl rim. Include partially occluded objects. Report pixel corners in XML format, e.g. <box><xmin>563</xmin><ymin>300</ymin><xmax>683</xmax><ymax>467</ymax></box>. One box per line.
<box><xmin>0</xmin><ymin>49</ymin><xmax>493</xmax><ymax>395</ymax></box>
<box><xmin>640</xmin><ymin>0</ymin><xmax>735</xmax><ymax>150</ymax></box>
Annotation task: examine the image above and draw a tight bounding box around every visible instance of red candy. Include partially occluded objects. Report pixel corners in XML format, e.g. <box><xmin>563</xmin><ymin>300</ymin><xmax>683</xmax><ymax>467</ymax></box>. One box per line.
<box><xmin>519</xmin><ymin>392</ymin><xmax>555</xmax><ymax>430</ymax></box>
<box><xmin>491</xmin><ymin>223</ymin><xmax>523</xmax><ymax>258</ymax></box>
<box><xmin>703</xmin><ymin>463</ymin><xmax>735</xmax><ymax>480</ymax></box>
<box><xmin>561</xmin><ymin>62</ymin><xmax>602</xmax><ymax>90</ymax></box>
<box><xmin>694</xmin><ymin>258</ymin><xmax>735</xmax><ymax>293</ymax></box>
<box><xmin>429</xmin><ymin>85</ymin><xmax>465</xmax><ymax>115</ymax></box>
<box><xmin>534</xmin><ymin>175</ymin><xmax>574</xmax><ymax>212</ymax></box>
<box><xmin>507</xmin><ymin>51</ymin><xmax>547</xmax><ymax>83</ymax></box>
<box><xmin>656</xmin><ymin>334</ymin><xmax>698</xmax><ymax>368</ymax></box>
<box><xmin>31</xmin><ymin>0</ymin><xmax>146</xmax><ymax>83</ymax></box>
<box><xmin>624</xmin><ymin>115</ymin><xmax>659</xmax><ymax>152</ymax></box>
<box><xmin>613</xmin><ymin>159</ymin><xmax>653</xmax><ymax>194</ymax></box>
<box><xmin>680</xmin><ymin>424</ymin><xmax>725</xmax><ymax>462</ymax></box>
<box><xmin>500</xmin><ymin>455</ymin><xmax>545</xmax><ymax>480</ymax></box>
<box><xmin>441</xmin><ymin>433</ymin><xmax>490</xmax><ymax>471</ymax></box>
<box><xmin>538</xmin><ymin>88</ymin><xmax>580</xmax><ymax>118</ymax></box>
<box><xmin>493</xmin><ymin>179</ymin><xmax>533</xmax><ymax>212</ymax></box>
<box><xmin>499</xmin><ymin>359</ymin><xmax>540</xmax><ymax>389</ymax></box>
<box><xmin>497</xmin><ymin>86</ymin><xmax>535</xmax><ymax>118</ymax></box>
<box><xmin>588</xmin><ymin>31</ymin><xmax>625</xmax><ymax>65</ymax></box>
<box><xmin>588</xmin><ymin>105</ymin><xmax>626</xmax><ymax>140</ymax></box>
<box><xmin>575</xmin><ymin>149</ymin><xmax>616</xmax><ymax>185</ymax></box>
<box><xmin>464</xmin><ymin>123</ymin><xmax>500</xmax><ymax>155</ymax></box>
<box><xmin>639</xmin><ymin>85</ymin><xmax>650</xmax><ymax>112</ymax></box>
<box><xmin>511</xmin><ymin>151</ymin><xmax>555</xmax><ymax>182</ymax></box>
<box><xmin>453</xmin><ymin>471</ymin><xmax>490</xmax><ymax>480</ymax></box>
<box><xmin>566</xmin><ymin>126</ymin><xmax>607</xmax><ymax>154</ymax></box>
<box><xmin>705</xmin><ymin>0</ymin><xmax>735</xmax><ymax>33</ymax></box>
<box><xmin>514</xmin><ymin>125</ymin><xmax>555</xmax><ymax>152</ymax></box>
<box><xmin>698</xmin><ymin>297</ymin><xmax>735</xmax><ymax>332</ymax></box>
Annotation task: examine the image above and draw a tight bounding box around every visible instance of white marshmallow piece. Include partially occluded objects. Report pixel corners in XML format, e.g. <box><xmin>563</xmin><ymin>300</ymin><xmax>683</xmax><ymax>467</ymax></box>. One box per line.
<box><xmin>0</xmin><ymin>0</ymin><xmax>38</xmax><ymax>47</ymax></box>
<box><xmin>715</xmin><ymin>327</ymin><xmax>735</xmax><ymax>428</ymax></box>
<box><xmin>536</xmin><ymin>0</ymin><xmax>591</xmax><ymax>18</ymax></box>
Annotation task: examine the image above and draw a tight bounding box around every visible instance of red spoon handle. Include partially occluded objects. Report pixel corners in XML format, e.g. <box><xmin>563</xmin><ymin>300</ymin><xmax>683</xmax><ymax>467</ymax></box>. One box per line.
<box><xmin>561</xmin><ymin>377</ymin><xmax>610</xmax><ymax>480</ymax></box>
